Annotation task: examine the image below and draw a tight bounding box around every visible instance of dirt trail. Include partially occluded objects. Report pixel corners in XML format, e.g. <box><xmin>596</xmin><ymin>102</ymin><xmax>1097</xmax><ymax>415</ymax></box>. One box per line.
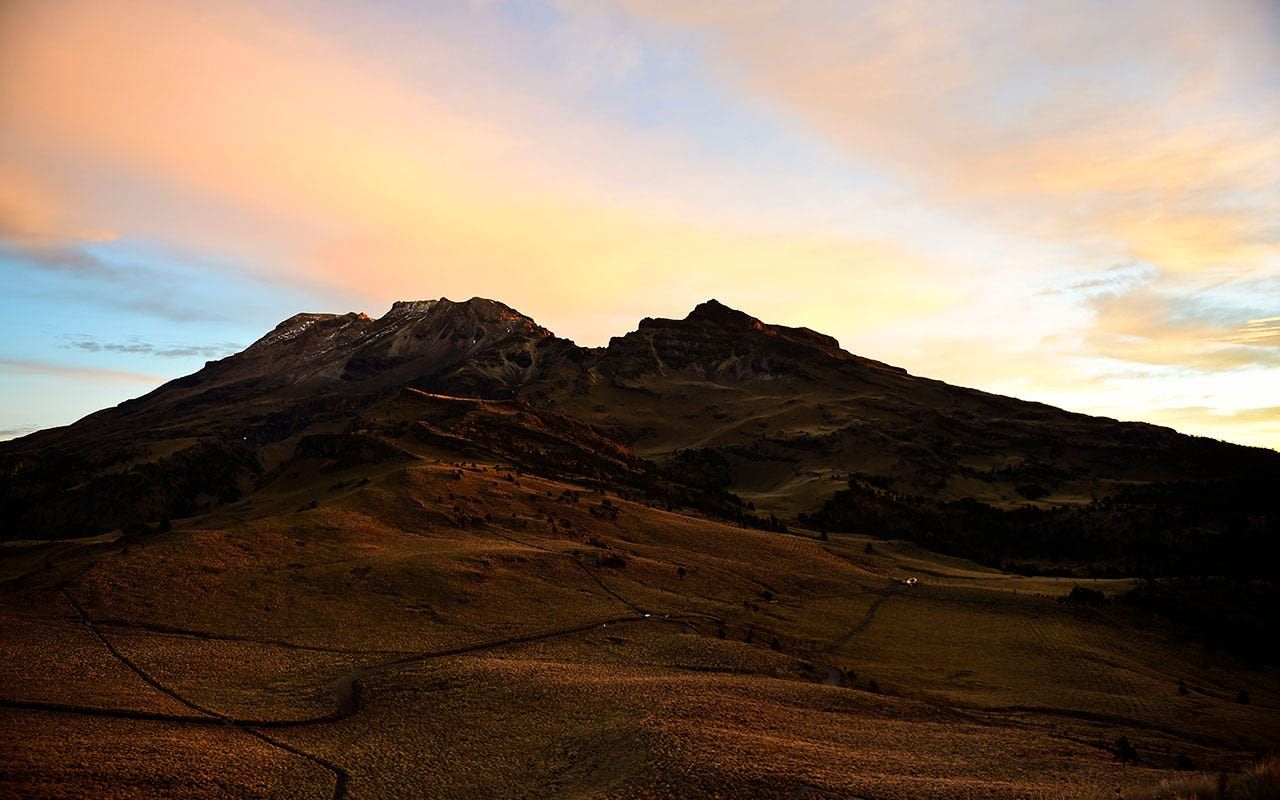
<box><xmin>58</xmin><ymin>589</ymin><xmax>352</xmax><ymax>800</ymax></box>
<box><xmin>27</xmin><ymin>589</ymin><xmax>668</xmax><ymax>799</ymax></box>
<box><xmin>21</xmin><ymin>539</ymin><xmax>893</xmax><ymax>799</ymax></box>
<box><xmin>487</xmin><ymin>527</ymin><xmax>648</xmax><ymax>615</ymax></box>
<box><xmin>825</xmin><ymin>586</ymin><xmax>899</xmax><ymax>653</ymax></box>
<box><xmin>328</xmin><ymin>615</ymin><xmax>653</xmax><ymax>716</ymax></box>
<box><xmin>95</xmin><ymin>617</ymin><xmax>407</xmax><ymax>655</ymax></box>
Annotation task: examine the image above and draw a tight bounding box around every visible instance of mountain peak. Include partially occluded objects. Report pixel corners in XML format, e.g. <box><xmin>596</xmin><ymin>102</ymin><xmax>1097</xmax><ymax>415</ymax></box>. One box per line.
<box><xmin>383</xmin><ymin>299</ymin><xmax>441</xmax><ymax>319</ymax></box>
<box><xmin>381</xmin><ymin>297</ymin><xmax>537</xmax><ymax>325</ymax></box>
<box><xmin>246</xmin><ymin>312</ymin><xmax>341</xmax><ymax>351</ymax></box>
<box><xmin>686</xmin><ymin>299</ymin><xmax>758</xmax><ymax>327</ymax></box>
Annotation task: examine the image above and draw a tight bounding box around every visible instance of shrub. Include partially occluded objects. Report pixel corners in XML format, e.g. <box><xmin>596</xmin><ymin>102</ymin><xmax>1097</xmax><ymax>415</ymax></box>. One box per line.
<box><xmin>1114</xmin><ymin>735</ymin><xmax>1139</xmax><ymax>764</ymax></box>
<box><xmin>1016</xmin><ymin>483</ymin><xmax>1049</xmax><ymax>500</ymax></box>
<box><xmin>1063</xmin><ymin>585</ymin><xmax>1107</xmax><ymax>606</ymax></box>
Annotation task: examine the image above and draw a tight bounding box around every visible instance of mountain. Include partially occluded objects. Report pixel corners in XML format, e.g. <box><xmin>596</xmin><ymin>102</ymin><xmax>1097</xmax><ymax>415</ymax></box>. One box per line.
<box><xmin>2</xmin><ymin>297</ymin><xmax>1277</xmax><ymax>575</ymax></box>
<box><xmin>4</xmin><ymin>297</ymin><xmax>1279</xmax><ymax>799</ymax></box>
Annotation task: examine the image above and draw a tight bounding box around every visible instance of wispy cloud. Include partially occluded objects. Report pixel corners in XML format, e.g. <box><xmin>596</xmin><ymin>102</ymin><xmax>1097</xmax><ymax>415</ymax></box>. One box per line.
<box><xmin>1081</xmin><ymin>276</ymin><xmax>1280</xmax><ymax>370</ymax></box>
<box><xmin>0</xmin><ymin>424</ymin><xmax>41</xmax><ymax>440</ymax></box>
<box><xmin>1</xmin><ymin>242</ymin><xmax>250</xmax><ymax>323</ymax></box>
<box><xmin>0</xmin><ymin>358</ymin><xmax>162</xmax><ymax>384</ymax></box>
<box><xmin>0</xmin><ymin>242</ymin><xmax>137</xmax><ymax>278</ymax></box>
<box><xmin>608</xmin><ymin>0</ymin><xmax>1280</xmax><ymax>276</ymax></box>
<box><xmin>1225</xmin><ymin>317</ymin><xmax>1280</xmax><ymax>346</ymax></box>
<box><xmin>1141</xmin><ymin>404</ymin><xmax>1280</xmax><ymax>450</ymax></box>
<box><xmin>61</xmin><ymin>336</ymin><xmax>241</xmax><ymax>359</ymax></box>
<box><xmin>1036</xmin><ymin>263</ymin><xmax>1153</xmax><ymax>297</ymax></box>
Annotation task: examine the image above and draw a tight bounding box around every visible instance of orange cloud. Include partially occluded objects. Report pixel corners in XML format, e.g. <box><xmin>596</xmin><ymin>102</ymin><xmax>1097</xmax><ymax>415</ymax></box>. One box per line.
<box><xmin>0</xmin><ymin>162</ymin><xmax>113</xmax><ymax>244</ymax></box>
<box><xmin>1141</xmin><ymin>405</ymin><xmax>1280</xmax><ymax>451</ymax></box>
<box><xmin>0</xmin><ymin>0</ymin><xmax>964</xmax><ymax>345</ymax></box>
<box><xmin>608</xmin><ymin>0</ymin><xmax>1280</xmax><ymax>277</ymax></box>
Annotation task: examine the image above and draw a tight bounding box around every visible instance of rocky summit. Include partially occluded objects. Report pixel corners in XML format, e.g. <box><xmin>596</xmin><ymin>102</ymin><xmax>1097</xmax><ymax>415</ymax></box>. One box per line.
<box><xmin>3</xmin><ymin>297</ymin><xmax>1277</xmax><ymax>569</ymax></box>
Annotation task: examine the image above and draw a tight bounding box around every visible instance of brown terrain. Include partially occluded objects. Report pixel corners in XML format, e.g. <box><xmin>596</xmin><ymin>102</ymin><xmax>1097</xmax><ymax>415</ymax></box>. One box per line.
<box><xmin>1</xmin><ymin>298</ymin><xmax>1277</xmax><ymax>798</ymax></box>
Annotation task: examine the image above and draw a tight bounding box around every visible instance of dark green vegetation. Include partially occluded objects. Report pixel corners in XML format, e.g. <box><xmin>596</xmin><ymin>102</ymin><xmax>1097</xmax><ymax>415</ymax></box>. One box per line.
<box><xmin>1121</xmin><ymin>579</ymin><xmax>1280</xmax><ymax>664</ymax></box>
<box><xmin>799</xmin><ymin>462</ymin><xmax>1280</xmax><ymax>580</ymax></box>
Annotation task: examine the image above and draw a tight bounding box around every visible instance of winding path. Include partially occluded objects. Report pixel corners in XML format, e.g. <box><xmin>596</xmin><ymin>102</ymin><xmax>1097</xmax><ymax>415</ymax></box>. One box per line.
<box><xmin>55</xmin><ymin>589</ymin><xmax>351</xmax><ymax>799</ymax></box>
<box><xmin>4</xmin><ymin>590</ymin><xmax>674</xmax><ymax>799</ymax></box>
<box><xmin>5</xmin><ymin>544</ymin><xmax>910</xmax><ymax>798</ymax></box>
<box><xmin>825</xmin><ymin>586</ymin><xmax>900</xmax><ymax>653</ymax></box>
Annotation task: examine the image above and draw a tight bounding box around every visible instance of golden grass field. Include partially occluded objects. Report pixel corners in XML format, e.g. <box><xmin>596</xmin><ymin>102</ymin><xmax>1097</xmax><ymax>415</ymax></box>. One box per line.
<box><xmin>2</xmin><ymin>457</ymin><xmax>1277</xmax><ymax>799</ymax></box>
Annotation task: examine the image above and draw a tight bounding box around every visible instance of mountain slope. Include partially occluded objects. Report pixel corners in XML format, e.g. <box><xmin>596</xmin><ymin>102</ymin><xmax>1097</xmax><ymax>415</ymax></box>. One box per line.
<box><xmin>559</xmin><ymin>300</ymin><xmax>1274</xmax><ymax>512</ymax></box>
<box><xmin>3</xmin><ymin>296</ymin><xmax>1279</xmax><ymax>799</ymax></box>
<box><xmin>2</xmin><ymin>296</ymin><xmax>1276</xmax><ymax>576</ymax></box>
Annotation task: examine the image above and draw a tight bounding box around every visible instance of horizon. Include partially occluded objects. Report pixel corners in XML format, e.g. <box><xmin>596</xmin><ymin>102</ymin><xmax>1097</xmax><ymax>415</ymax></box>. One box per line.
<box><xmin>6</xmin><ymin>292</ymin><xmax>1277</xmax><ymax>452</ymax></box>
<box><xmin>2</xmin><ymin>1</ymin><xmax>1278</xmax><ymax>448</ymax></box>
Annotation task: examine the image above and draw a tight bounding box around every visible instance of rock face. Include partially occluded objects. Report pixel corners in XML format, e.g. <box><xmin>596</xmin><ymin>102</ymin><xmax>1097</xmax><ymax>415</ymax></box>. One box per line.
<box><xmin>333</xmin><ymin>298</ymin><xmax>580</xmax><ymax>396</ymax></box>
<box><xmin>2</xmin><ymin>295</ymin><xmax>1277</xmax><ymax>542</ymax></box>
<box><xmin>596</xmin><ymin>299</ymin><xmax>899</xmax><ymax>382</ymax></box>
<box><xmin>182</xmin><ymin>297</ymin><xmax>582</xmax><ymax>402</ymax></box>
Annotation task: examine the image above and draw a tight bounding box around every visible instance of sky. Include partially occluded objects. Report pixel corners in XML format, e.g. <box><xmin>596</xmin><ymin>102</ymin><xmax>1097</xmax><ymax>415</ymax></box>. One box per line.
<box><xmin>1</xmin><ymin>0</ymin><xmax>1277</xmax><ymax>448</ymax></box>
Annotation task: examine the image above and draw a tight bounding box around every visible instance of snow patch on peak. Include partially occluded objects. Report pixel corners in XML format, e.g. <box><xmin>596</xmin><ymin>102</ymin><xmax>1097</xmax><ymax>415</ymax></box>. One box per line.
<box><xmin>247</xmin><ymin>313</ymin><xmax>336</xmax><ymax>351</ymax></box>
<box><xmin>383</xmin><ymin>300</ymin><xmax>440</xmax><ymax>319</ymax></box>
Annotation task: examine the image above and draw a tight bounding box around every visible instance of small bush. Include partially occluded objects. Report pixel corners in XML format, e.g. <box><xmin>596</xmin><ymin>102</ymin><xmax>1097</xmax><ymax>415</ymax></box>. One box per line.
<box><xmin>1063</xmin><ymin>585</ymin><xmax>1107</xmax><ymax>606</ymax></box>
<box><xmin>1016</xmin><ymin>483</ymin><xmax>1049</xmax><ymax>500</ymax></box>
<box><xmin>1114</xmin><ymin>735</ymin><xmax>1139</xmax><ymax>764</ymax></box>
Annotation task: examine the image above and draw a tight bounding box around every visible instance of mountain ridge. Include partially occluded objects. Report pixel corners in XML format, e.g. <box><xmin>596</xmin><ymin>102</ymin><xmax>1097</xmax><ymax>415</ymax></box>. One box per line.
<box><xmin>2</xmin><ymin>296</ymin><xmax>1276</xmax><ymax>578</ymax></box>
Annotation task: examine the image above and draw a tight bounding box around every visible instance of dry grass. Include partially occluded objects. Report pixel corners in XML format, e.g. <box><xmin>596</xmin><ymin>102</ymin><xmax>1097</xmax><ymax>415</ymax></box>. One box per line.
<box><xmin>1123</xmin><ymin>757</ymin><xmax>1280</xmax><ymax>800</ymax></box>
<box><xmin>2</xmin><ymin>459</ymin><xmax>1277</xmax><ymax>798</ymax></box>
<box><xmin>0</xmin><ymin>708</ymin><xmax>330</xmax><ymax>799</ymax></box>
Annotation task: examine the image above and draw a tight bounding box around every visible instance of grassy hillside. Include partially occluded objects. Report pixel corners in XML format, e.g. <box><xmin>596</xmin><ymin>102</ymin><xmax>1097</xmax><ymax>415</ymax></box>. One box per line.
<box><xmin>3</xmin><ymin>447</ymin><xmax>1276</xmax><ymax>798</ymax></box>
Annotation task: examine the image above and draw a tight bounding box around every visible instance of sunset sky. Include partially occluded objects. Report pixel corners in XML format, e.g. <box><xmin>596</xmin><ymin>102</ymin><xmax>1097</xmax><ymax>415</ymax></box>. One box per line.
<box><xmin>1</xmin><ymin>0</ymin><xmax>1277</xmax><ymax>447</ymax></box>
